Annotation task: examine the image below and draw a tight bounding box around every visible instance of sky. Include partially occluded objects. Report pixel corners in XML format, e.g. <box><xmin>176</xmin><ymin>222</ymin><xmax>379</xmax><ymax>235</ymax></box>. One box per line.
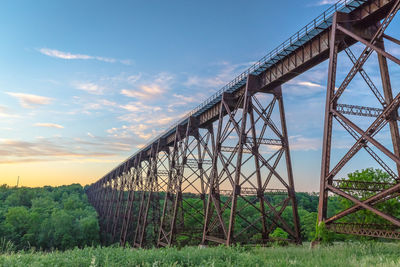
<box><xmin>1</xmin><ymin>0</ymin><xmax>400</xmax><ymax>191</ymax></box>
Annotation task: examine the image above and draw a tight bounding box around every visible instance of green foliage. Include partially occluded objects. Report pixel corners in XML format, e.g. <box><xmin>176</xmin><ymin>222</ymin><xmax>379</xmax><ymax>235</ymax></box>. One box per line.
<box><xmin>0</xmin><ymin>184</ymin><xmax>100</xmax><ymax>251</ymax></box>
<box><xmin>339</xmin><ymin>168</ymin><xmax>400</xmax><ymax>226</ymax></box>
<box><xmin>270</xmin><ymin>227</ymin><xmax>289</xmax><ymax>246</ymax></box>
<box><xmin>1</xmin><ymin>242</ymin><xmax>400</xmax><ymax>266</ymax></box>
<box><xmin>270</xmin><ymin>227</ymin><xmax>289</xmax><ymax>239</ymax></box>
<box><xmin>314</xmin><ymin>221</ymin><xmax>333</xmax><ymax>245</ymax></box>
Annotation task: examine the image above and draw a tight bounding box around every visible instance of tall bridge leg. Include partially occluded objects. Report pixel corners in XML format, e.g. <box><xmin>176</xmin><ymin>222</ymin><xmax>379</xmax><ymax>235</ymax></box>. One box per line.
<box><xmin>158</xmin><ymin>119</ymin><xmax>213</xmax><ymax>247</ymax></box>
<box><xmin>105</xmin><ymin>176</ymin><xmax>119</xmax><ymax>244</ymax></box>
<box><xmin>377</xmin><ymin>39</ymin><xmax>400</xmax><ymax>176</ymax></box>
<box><xmin>99</xmin><ymin>178</ymin><xmax>113</xmax><ymax>244</ymax></box>
<box><xmin>318</xmin><ymin>4</ymin><xmax>400</xmax><ymax>239</ymax></box>
<box><xmin>157</xmin><ymin>125</ymin><xmax>184</xmax><ymax>247</ymax></box>
<box><xmin>132</xmin><ymin>142</ymin><xmax>163</xmax><ymax>248</ymax></box>
<box><xmin>119</xmin><ymin>166</ymin><xmax>138</xmax><ymax>246</ymax></box>
<box><xmin>111</xmin><ymin>166</ymin><xmax>129</xmax><ymax>244</ymax></box>
<box><xmin>318</xmin><ymin>12</ymin><xmax>340</xmax><ymax>223</ymax></box>
<box><xmin>202</xmin><ymin>74</ymin><xmax>301</xmax><ymax>245</ymax></box>
<box><xmin>132</xmin><ymin>157</ymin><xmax>147</xmax><ymax>247</ymax></box>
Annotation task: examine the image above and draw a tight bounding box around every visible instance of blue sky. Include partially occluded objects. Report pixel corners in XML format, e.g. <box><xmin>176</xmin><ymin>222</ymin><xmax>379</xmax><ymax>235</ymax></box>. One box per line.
<box><xmin>1</xmin><ymin>0</ymin><xmax>400</xmax><ymax>190</ymax></box>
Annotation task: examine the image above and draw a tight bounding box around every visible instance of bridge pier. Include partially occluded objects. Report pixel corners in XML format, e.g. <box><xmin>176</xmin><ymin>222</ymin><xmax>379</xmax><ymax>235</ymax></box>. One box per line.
<box><xmin>318</xmin><ymin>3</ymin><xmax>400</xmax><ymax>238</ymax></box>
<box><xmin>158</xmin><ymin>119</ymin><xmax>213</xmax><ymax>247</ymax></box>
<box><xmin>202</xmin><ymin>74</ymin><xmax>301</xmax><ymax>245</ymax></box>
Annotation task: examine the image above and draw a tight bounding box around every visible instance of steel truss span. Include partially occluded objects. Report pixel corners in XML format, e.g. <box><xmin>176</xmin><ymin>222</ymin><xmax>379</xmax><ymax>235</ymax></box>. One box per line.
<box><xmin>86</xmin><ymin>0</ymin><xmax>400</xmax><ymax>247</ymax></box>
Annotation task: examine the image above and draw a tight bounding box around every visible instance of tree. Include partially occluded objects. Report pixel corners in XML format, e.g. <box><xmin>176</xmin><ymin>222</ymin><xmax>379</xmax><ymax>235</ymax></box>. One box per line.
<box><xmin>340</xmin><ymin>168</ymin><xmax>400</xmax><ymax>225</ymax></box>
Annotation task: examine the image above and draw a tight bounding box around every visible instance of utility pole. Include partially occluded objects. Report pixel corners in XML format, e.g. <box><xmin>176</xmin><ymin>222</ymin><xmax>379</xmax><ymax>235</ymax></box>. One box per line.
<box><xmin>16</xmin><ymin>176</ymin><xmax>19</xmax><ymax>187</ymax></box>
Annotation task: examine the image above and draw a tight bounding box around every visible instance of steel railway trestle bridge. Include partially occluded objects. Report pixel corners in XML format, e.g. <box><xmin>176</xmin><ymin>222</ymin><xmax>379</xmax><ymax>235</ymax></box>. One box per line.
<box><xmin>86</xmin><ymin>0</ymin><xmax>400</xmax><ymax>246</ymax></box>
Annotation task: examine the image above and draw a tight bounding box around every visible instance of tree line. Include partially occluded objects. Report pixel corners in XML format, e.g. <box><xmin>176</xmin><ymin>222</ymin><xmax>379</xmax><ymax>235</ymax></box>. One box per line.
<box><xmin>0</xmin><ymin>184</ymin><xmax>100</xmax><ymax>251</ymax></box>
<box><xmin>1</xmin><ymin>168</ymin><xmax>396</xmax><ymax>251</ymax></box>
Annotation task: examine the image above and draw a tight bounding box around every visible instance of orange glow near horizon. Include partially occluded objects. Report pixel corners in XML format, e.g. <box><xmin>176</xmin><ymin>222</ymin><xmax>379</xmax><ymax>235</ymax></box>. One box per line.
<box><xmin>0</xmin><ymin>159</ymin><xmax>125</xmax><ymax>188</ymax></box>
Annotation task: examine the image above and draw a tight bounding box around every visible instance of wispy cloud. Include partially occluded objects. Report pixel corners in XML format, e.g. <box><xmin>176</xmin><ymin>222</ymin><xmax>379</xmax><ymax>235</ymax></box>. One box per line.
<box><xmin>34</xmin><ymin>123</ymin><xmax>64</xmax><ymax>129</ymax></box>
<box><xmin>172</xmin><ymin>93</ymin><xmax>196</xmax><ymax>103</ymax></box>
<box><xmin>107</xmin><ymin>124</ymin><xmax>152</xmax><ymax>140</ymax></box>
<box><xmin>289</xmin><ymin>135</ymin><xmax>321</xmax><ymax>151</ymax></box>
<box><xmin>314</xmin><ymin>0</ymin><xmax>337</xmax><ymax>6</ymax></box>
<box><xmin>119</xmin><ymin>101</ymin><xmax>161</xmax><ymax>113</ymax></box>
<box><xmin>121</xmin><ymin>85</ymin><xmax>164</xmax><ymax>99</ymax></box>
<box><xmin>84</xmin><ymin>99</ymin><xmax>118</xmax><ymax>110</ymax></box>
<box><xmin>120</xmin><ymin>72</ymin><xmax>173</xmax><ymax>100</ymax></box>
<box><xmin>184</xmin><ymin>61</ymin><xmax>254</xmax><ymax>89</ymax></box>
<box><xmin>6</xmin><ymin>92</ymin><xmax>52</xmax><ymax>108</ymax></box>
<box><xmin>0</xmin><ymin>105</ymin><xmax>19</xmax><ymax>118</ymax></box>
<box><xmin>74</xmin><ymin>82</ymin><xmax>105</xmax><ymax>95</ymax></box>
<box><xmin>38</xmin><ymin>48</ymin><xmax>131</xmax><ymax>65</ymax></box>
<box><xmin>0</xmin><ymin>136</ymin><xmax>133</xmax><ymax>164</ymax></box>
<box><xmin>297</xmin><ymin>81</ymin><xmax>323</xmax><ymax>88</ymax></box>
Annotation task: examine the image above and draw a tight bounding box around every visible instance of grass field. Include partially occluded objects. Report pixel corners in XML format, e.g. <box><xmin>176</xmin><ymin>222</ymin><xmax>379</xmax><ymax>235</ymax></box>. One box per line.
<box><xmin>1</xmin><ymin>242</ymin><xmax>400</xmax><ymax>266</ymax></box>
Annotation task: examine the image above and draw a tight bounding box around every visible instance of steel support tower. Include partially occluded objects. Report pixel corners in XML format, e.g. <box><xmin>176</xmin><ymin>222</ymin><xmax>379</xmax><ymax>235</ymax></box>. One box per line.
<box><xmin>318</xmin><ymin>2</ymin><xmax>400</xmax><ymax>239</ymax></box>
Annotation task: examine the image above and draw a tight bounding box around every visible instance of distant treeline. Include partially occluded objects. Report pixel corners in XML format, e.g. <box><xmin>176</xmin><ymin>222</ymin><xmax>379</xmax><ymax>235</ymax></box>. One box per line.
<box><xmin>0</xmin><ymin>184</ymin><xmax>332</xmax><ymax>250</ymax></box>
<box><xmin>0</xmin><ymin>184</ymin><xmax>100</xmax><ymax>251</ymax></box>
<box><xmin>1</xmin><ymin>169</ymin><xmax>394</xmax><ymax>251</ymax></box>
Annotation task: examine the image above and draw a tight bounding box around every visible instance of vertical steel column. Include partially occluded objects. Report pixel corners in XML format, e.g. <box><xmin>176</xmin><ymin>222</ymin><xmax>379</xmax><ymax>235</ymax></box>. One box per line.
<box><xmin>120</xmin><ymin>157</ymin><xmax>140</xmax><ymax>246</ymax></box>
<box><xmin>111</xmin><ymin>163</ymin><xmax>129</xmax><ymax>243</ymax></box>
<box><xmin>99</xmin><ymin>177</ymin><xmax>113</xmax><ymax>243</ymax></box>
<box><xmin>276</xmin><ymin>86</ymin><xmax>301</xmax><ymax>243</ymax></box>
<box><xmin>226</xmin><ymin>75</ymin><xmax>253</xmax><ymax>245</ymax></box>
<box><xmin>318</xmin><ymin>12</ymin><xmax>340</xmax><ymax>222</ymax></box>
<box><xmin>377</xmin><ymin>39</ymin><xmax>400</xmax><ymax>176</ymax></box>
<box><xmin>106</xmin><ymin>174</ymin><xmax>119</xmax><ymax>243</ymax></box>
<box><xmin>133</xmin><ymin>159</ymin><xmax>150</xmax><ymax>247</ymax></box>
<box><xmin>202</xmin><ymin>91</ymin><xmax>227</xmax><ymax>245</ymax></box>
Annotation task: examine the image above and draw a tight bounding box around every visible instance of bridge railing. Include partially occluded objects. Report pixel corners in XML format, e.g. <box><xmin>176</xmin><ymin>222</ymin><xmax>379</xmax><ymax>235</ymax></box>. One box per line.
<box><xmin>101</xmin><ymin>0</ymin><xmax>365</xmax><ymax>181</ymax></box>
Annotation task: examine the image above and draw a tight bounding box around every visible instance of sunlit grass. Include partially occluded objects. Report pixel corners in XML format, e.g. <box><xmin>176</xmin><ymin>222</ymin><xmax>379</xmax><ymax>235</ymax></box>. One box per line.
<box><xmin>1</xmin><ymin>242</ymin><xmax>400</xmax><ymax>266</ymax></box>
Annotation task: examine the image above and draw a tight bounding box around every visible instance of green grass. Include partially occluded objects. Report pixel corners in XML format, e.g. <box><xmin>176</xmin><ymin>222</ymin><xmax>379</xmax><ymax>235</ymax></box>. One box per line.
<box><xmin>1</xmin><ymin>242</ymin><xmax>400</xmax><ymax>267</ymax></box>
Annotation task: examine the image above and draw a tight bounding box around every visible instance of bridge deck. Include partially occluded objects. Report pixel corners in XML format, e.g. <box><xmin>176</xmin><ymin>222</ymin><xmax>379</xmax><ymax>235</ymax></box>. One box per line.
<box><xmin>98</xmin><ymin>0</ymin><xmax>396</xmax><ymax>183</ymax></box>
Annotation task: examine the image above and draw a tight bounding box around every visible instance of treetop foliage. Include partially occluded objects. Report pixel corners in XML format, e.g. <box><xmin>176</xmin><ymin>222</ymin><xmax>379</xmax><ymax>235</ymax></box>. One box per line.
<box><xmin>0</xmin><ymin>184</ymin><xmax>99</xmax><ymax>251</ymax></box>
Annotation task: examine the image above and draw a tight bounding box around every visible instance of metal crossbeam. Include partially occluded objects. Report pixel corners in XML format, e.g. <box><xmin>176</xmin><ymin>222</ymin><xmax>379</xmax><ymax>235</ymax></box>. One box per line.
<box><xmin>220</xmin><ymin>146</ymin><xmax>252</xmax><ymax>154</ymax></box>
<box><xmin>336</xmin><ymin>104</ymin><xmax>383</xmax><ymax>117</ymax></box>
<box><xmin>245</xmin><ymin>137</ymin><xmax>282</xmax><ymax>146</ymax></box>
<box><xmin>332</xmin><ymin>179</ymin><xmax>395</xmax><ymax>192</ymax></box>
<box><xmin>219</xmin><ymin>188</ymin><xmax>288</xmax><ymax>196</ymax></box>
<box><xmin>328</xmin><ymin>223</ymin><xmax>400</xmax><ymax>239</ymax></box>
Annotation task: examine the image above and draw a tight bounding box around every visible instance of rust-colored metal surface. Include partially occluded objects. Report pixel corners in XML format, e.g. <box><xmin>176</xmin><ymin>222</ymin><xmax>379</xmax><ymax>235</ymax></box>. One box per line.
<box><xmin>86</xmin><ymin>0</ymin><xmax>400</xmax><ymax>246</ymax></box>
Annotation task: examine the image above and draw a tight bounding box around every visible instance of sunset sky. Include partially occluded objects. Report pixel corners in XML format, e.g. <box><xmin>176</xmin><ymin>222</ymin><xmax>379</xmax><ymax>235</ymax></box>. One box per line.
<box><xmin>1</xmin><ymin>0</ymin><xmax>400</xmax><ymax>191</ymax></box>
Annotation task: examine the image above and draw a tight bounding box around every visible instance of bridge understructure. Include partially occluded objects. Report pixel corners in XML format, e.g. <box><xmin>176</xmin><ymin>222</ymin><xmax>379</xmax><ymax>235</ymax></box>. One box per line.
<box><xmin>318</xmin><ymin>1</ymin><xmax>400</xmax><ymax>239</ymax></box>
<box><xmin>87</xmin><ymin>0</ymin><xmax>400</xmax><ymax>247</ymax></box>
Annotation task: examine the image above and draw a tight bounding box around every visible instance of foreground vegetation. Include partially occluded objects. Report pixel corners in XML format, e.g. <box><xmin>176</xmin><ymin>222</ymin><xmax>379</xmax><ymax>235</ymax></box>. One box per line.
<box><xmin>1</xmin><ymin>242</ymin><xmax>400</xmax><ymax>266</ymax></box>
